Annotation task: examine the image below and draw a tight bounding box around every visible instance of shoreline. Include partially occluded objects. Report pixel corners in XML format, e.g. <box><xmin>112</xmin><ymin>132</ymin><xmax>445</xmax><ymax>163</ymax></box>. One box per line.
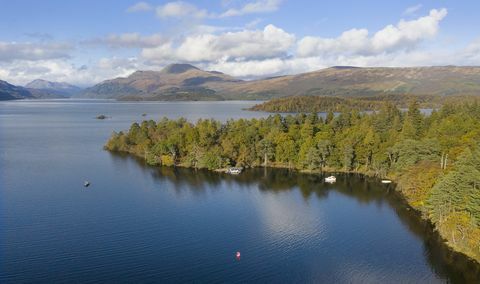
<box><xmin>108</xmin><ymin>148</ymin><xmax>480</xmax><ymax>265</ymax></box>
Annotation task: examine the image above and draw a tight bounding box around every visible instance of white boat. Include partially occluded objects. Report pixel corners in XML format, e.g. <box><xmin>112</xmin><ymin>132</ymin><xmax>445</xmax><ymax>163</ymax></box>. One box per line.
<box><xmin>381</xmin><ymin>180</ymin><xmax>392</xmax><ymax>184</ymax></box>
<box><xmin>227</xmin><ymin>167</ymin><xmax>242</xmax><ymax>174</ymax></box>
<box><xmin>84</xmin><ymin>181</ymin><xmax>90</xmax><ymax>187</ymax></box>
<box><xmin>325</xmin><ymin>176</ymin><xmax>336</xmax><ymax>183</ymax></box>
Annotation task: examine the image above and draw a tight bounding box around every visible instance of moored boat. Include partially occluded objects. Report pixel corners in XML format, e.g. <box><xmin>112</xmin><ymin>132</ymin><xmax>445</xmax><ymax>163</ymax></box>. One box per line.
<box><xmin>227</xmin><ymin>167</ymin><xmax>242</xmax><ymax>174</ymax></box>
<box><xmin>325</xmin><ymin>176</ymin><xmax>336</xmax><ymax>183</ymax></box>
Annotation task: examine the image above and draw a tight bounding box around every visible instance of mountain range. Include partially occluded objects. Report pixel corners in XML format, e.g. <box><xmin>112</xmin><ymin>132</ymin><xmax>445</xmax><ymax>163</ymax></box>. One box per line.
<box><xmin>0</xmin><ymin>80</ymin><xmax>35</xmax><ymax>100</ymax></box>
<box><xmin>80</xmin><ymin>64</ymin><xmax>480</xmax><ymax>101</ymax></box>
<box><xmin>2</xmin><ymin>64</ymin><xmax>480</xmax><ymax>101</ymax></box>
<box><xmin>81</xmin><ymin>64</ymin><xmax>240</xmax><ymax>101</ymax></box>
<box><xmin>26</xmin><ymin>79</ymin><xmax>82</xmax><ymax>97</ymax></box>
<box><xmin>0</xmin><ymin>79</ymin><xmax>82</xmax><ymax>101</ymax></box>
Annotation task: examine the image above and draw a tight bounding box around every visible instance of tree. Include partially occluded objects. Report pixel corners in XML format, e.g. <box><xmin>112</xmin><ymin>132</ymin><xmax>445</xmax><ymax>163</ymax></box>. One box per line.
<box><xmin>325</xmin><ymin>110</ymin><xmax>334</xmax><ymax>124</ymax></box>
<box><xmin>258</xmin><ymin>138</ymin><xmax>275</xmax><ymax>167</ymax></box>
<box><xmin>316</xmin><ymin>139</ymin><xmax>332</xmax><ymax>170</ymax></box>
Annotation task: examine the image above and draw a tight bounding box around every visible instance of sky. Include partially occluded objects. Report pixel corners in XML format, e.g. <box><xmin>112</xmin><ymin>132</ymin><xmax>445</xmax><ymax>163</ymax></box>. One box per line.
<box><xmin>1</xmin><ymin>0</ymin><xmax>480</xmax><ymax>86</ymax></box>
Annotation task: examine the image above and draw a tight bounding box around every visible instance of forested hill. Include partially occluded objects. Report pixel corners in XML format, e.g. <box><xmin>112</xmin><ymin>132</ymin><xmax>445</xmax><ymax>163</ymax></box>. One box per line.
<box><xmin>80</xmin><ymin>65</ymin><xmax>480</xmax><ymax>101</ymax></box>
<box><xmin>249</xmin><ymin>94</ymin><xmax>480</xmax><ymax>113</ymax></box>
<box><xmin>106</xmin><ymin>101</ymin><xmax>480</xmax><ymax>263</ymax></box>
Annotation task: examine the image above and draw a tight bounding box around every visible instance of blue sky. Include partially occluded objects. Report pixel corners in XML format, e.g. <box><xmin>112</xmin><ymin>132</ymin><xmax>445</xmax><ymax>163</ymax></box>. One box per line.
<box><xmin>1</xmin><ymin>0</ymin><xmax>480</xmax><ymax>86</ymax></box>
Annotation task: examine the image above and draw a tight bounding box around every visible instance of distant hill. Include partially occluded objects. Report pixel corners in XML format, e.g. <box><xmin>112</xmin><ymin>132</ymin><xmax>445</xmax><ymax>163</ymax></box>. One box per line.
<box><xmin>78</xmin><ymin>65</ymin><xmax>480</xmax><ymax>101</ymax></box>
<box><xmin>225</xmin><ymin>66</ymin><xmax>480</xmax><ymax>99</ymax></box>
<box><xmin>249</xmin><ymin>94</ymin><xmax>480</xmax><ymax>113</ymax></box>
<box><xmin>0</xmin><ymin>80</ymin><xmax>34</xmax><ymax>100</ymax></box>
<box><xmin>26</xmin><ymin>79</ymin><xmax>82</xmax><ymax>97</ymax></box>
<box><xmin>0</xmin><ymin>79</ymin><xmax>81</xmax><ymax>100</ymax></box>
<box><xmin>80</xmin><ymin>63</ymin><xmax>240</xmax><ymax>100</ymax></box>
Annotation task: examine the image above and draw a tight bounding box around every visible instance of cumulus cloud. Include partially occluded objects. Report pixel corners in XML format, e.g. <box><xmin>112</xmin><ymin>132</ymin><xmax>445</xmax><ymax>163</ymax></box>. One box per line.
<box><xmin>141</xmin><ymin>24</ymin><xmax>295</xmax><ymax>62</ymax></box>
<box><xmin>156</xmin><ymin>1</ymin><xmax>211</xmax><ymax>19</ymax></box>
<box><xmin>127</xmin><ymin>2</ymin><xmax>153</xmax><ymax>12</ymax></box>
<box><xmin>0</xmin><ymin>42</ymin><xmax>72</xmax><ymax>62</ymax></box>
<box><xmin>220</xmin><ymin>0</ymin><xmax>282</xmax><ymax>17</ymax></box>
<box><xmin>205</xmin><ymin>56</ymin><xmax>325</xmax><ymax>78</ymax></box>
<box><xmin>297</xmin><ymin>8</ymin><xmax>447</xmax><ymax>57</ymax></box>
<box><xmin>0</xmin><ymin>57</ymin><xmax>147</xmax><ymax>86</ymax></box>
<box><xmin>85</xmin><ymin>33</ymin><xmax>165</xmax><ymax>48</ymax></box>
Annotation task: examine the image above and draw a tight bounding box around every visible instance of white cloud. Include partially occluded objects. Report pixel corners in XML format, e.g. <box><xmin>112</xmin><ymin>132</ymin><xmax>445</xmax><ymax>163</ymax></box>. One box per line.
<box><xmin>457</xmin><ymin>38</ymin><xmax>480</xmax><ymax>64</ymax></box>
<box><xmin>245</xmin><ymin>18</ymin><xmax>263</xmax><ymax>29</ymax></box>
<box><xmin>372</xmin><ymin>8</ymin><xmax>447</xmax><ymax>52</ymax></box>
<box><xmin>141</xmin><ymin>24</ymin><xmax>295</xmax><ymax>62</ymax></box>
<box><xmin>153</xmin><ymin>0</ymin><xmax>282</xmax><ymax>20</ymax></box>
<box><xmin>204</xmin><ymin>57</ymin><xmax>326</xmax><ymax>78</ymax></box>
<box><xmin>156</xmin><ymin>1</ymin><xmax>211</xmax><ymax>19</ymax></box>
<box><xmin>127</xmin><ymin>2</ymin><xmax>153</xmax><ymax>12</ymax></box>
<box><xmin>403</xmin><ymin>4</ymin><xmax>423</xmax><ymax>15</ymax></box>
<box><xmin>0</xmin><ymin>41</ymin><xmax>72</xmax><ymax>62</ymax></box>
<box><xmin>297</xmin><ymin>8</ymin><xmax>447</xmax><ymax>57</ymax></box>
<box><xmin>220</xmin><ymin>0</ymin><xmax>282</xmax><ymax>17</ymax></box>
<box><xmin>86</xmin><ymin>33</ymin><xmax>165</xmax><ymax>48</ymax></box>
<box><xmin>0</xmin><ymin>57</ymin><xmax>147</xmax><ymax>86</ymax></box>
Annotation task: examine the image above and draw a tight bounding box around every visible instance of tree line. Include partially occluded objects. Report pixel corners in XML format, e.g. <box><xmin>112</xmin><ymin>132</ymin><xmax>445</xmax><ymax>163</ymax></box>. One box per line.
<box><xmin>249</xmin><ymin>94</ymin><xmax>480</xmax><ymax>113</ymax></box>
<box><xmin>105</xmin><ymin>101</ymin><xmax>480</xmax><ymax>262</ymax></box>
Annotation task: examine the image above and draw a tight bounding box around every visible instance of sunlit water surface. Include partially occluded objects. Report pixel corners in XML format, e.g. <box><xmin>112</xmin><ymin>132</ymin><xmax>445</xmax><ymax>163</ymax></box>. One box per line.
<box><xmin>1</xmin><ymin>99</ymin><xmax>479</xmax><ymax>283</ymax></box>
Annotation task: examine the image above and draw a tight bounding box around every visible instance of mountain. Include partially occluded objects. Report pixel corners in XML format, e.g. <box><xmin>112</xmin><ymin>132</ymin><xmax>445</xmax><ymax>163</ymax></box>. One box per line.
<box><xmin>81</xmin><ymin>63</ymin><xmax>240</xmax><ymax>100</ymax></box>
<box><xmin>0</xmin><ymin>79</ymin><xmax>81</xmax><ymax>100</ymax></box>
<box><xmin>80</xmin><ymin>64</ymin><xmax>480</xmax><ymax>101</ymax></box>
<box><xmin>0</xmin><ymin>80</ymin><xmax>34</xmax><ymax>100</ymax></box>
<box><xmin>26</xmin><ymin>79</ymin><xmax>82</xmax><ymax>97</ymax></box>
<box><xmin>223</xmin><ymin>66</ymin><xmax>480</xmax><ymax>99</ymax></box>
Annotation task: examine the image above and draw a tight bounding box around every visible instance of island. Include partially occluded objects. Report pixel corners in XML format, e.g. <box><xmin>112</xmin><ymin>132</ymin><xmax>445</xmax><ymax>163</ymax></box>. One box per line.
<box><xmin>249</xmin><ymin>94</ymin><xmax>480</xmax><ymax>113</ymax></box>
<box><xmin>105</xmin><ymin>100</ymin><xmax>480</xmax><ymax>264</ymax></box>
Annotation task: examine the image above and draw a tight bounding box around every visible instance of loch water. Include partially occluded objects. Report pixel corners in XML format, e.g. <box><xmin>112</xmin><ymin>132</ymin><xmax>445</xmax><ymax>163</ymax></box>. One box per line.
<box><xmin>1</xmin><ymin>100</ymin><xmax>479</xmax><ymax>283</ymax></box>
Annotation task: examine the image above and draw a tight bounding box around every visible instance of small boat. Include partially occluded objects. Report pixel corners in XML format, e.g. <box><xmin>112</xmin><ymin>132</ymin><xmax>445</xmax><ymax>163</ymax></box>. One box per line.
<box><xmin>325</xmin><ymin>176</ymin><xmax>336</xmax><ymax>183</ymax></box>
<box><xmin>84</xmin><ymin>181</ymin><xmax>90</xmax><ymax>187</ymax></box>
<box><xmin>227</xmin><ymin>167</ymin><xmax>242</xmax><ymax>175</ymax></box>
<box><xmin>381</xmin><ymin>180</ymin><xmax>392</xmax><ymax>184</ymax></box>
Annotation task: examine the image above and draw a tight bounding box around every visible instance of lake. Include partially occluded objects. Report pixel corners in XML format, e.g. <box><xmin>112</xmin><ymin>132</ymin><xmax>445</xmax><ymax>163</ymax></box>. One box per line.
<box><xmin>1</xmin><ymin>99</ymin><xmax>479</xmax><ymax>283</ymax></box>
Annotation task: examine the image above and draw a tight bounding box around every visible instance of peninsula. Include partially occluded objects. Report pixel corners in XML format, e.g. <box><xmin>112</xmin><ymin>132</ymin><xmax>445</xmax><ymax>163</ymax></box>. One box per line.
<box><xmin>105</xmin><ymin>101</ymin><xmax>480</xmax><ymax>263</ymax></box>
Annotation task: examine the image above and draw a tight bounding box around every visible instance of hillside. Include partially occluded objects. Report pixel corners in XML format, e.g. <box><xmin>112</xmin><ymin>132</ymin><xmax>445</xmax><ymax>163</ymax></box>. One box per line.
<box><xmin>226</xmin><ymin>66</ymin><xmax>480</xmax><ymax>99</ymax></box>
<box><xmin>249</xmin><ymin>94</ymin><xmax>480</xmax><ymax>113</ymax></box>
<box><xmin>0</xmin><ymin>80</ymin><xmax>34</xmax><ymax>100</ymax></box>
<box><xmin>81</xmin><ymin>63</ymin><xmax>240</xmax><ymax>100</ymax></box>
<box><xmin>79</xmin><ymin>65</ymin><xmax>480</xmax><ymax>101</ymax></box>
<box><xmin>26</xmin><ymin>79</ymin><xmax>82</xmax><ymax>97</ymax></box>
<box><xmin>0</xmin><ymin>79</ymin><xmax>77</xmax><ymax>100</ymax></box>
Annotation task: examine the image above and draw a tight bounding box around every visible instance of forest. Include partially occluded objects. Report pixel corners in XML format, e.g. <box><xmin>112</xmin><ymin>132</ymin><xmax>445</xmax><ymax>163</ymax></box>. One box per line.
<box><xmin>249</xmin><ymin>94</ymin><xmax>480</xmax><ymax>113</ymax></box>
<box><xmin>105</xmin><ymin>101</ymin><xmax>480</xmax><ymax>263</ymax></box>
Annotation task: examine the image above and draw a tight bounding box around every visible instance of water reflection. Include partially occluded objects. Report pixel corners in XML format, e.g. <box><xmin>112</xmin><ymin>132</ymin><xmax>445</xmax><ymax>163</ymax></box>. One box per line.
<box><xmin>110</xmin><ymin>152</ymin><xmax>480</xmax><ymax>283</ymax></box>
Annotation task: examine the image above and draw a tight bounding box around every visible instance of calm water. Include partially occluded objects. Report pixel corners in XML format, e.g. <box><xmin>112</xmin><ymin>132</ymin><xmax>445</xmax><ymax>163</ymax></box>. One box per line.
<box><xmin>1</xmin><ymin>99</ymin><xmax>479</xmax><ymax>283</ymax></box>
